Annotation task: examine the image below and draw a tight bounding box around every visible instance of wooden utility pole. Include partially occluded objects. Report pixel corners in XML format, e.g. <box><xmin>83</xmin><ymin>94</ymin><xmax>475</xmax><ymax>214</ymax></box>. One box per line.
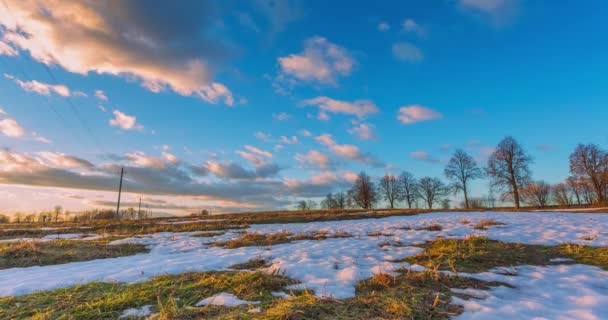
<box><xmin>116</xmin><ymin>167</ymin><xmax>124</xmax><ymax>219</ymax></box>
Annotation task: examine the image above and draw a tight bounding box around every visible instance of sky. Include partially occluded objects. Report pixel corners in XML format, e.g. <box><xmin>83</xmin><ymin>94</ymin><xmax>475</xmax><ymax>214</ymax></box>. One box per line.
<box><xmin>0</xmin><ymin>0</ymin><xmax>607</xmax><ymax>215</ymax></box>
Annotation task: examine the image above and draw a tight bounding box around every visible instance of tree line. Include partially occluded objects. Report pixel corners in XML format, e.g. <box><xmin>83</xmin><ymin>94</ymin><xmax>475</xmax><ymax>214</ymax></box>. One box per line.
<box><xmin>297</xmin><ymin>137</ymin><xmax>608</xmax><ymax>210</ymax></box>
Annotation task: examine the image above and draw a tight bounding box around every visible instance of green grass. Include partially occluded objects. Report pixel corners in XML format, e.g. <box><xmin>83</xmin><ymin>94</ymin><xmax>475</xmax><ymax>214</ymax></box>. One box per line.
<box><xmin>405</xmin><ymin>236</ymin><xmax>608</xmax><ymax>273</ymax></box>
<box><xmin>0</xmin><ymin>267</ymin><xmax>506</xmax><ymax>320</ymax></box>
<box><xmin>0</xmin><ymin>238</ymin><xmax>148</xmax><ymax>269</ymax></box>
<box><xmin>0</xmin><ymin>270</ymin><xmax>298</xmax><ymax>320</ymax></box>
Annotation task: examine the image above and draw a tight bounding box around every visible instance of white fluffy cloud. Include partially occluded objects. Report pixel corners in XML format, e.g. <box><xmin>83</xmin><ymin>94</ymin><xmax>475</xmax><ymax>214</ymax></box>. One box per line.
<box><xmin>348</xmin><ymin>122</ymin><xmax>374</xmax><ymax>140</ymax></box>
<box><xmin>277</xmin><ymin>36</ymin><xmax>354</xmax><ymax>86</ymax></box>
<box><xmin>377</xmin><ymin>22</ymin><xmax>390</xmax><ymax>31</ymax></box>
<box><xmin>402</xmin><ymin>19</ymin><xmax>427</xmax><ymax>37</ymax></box>
<box><xmin>315</xmin><ymin>133</ymin><xmax>383</xmax><ymax>167</ymax></box>
<box><xmin>0</xmin><ymin>1</ymin><xmax>234</xmax><ymax>105</ymax></box>
<box><xmin>397</xmin><ymin>105</ymin><xmax>443</xmax><ymax>124</ymax></box>
<box><xmin>295</xmin><ymin>150</ymin><xmax>331</xmax><ymax>169</ymax></box>
<box><xmin>0</xmin><ymin>117</ymin><xmax>25</xmax><ymax>137</ymax></box>
<box><xmin>5</xmin><ymin>74</ymin><xmax>71</xmax><ymax>97</ymax></box>
<box><xmin>392</xmin><ymin>42</ymin><xmax>424</xmax><ymax>63</ymax></box>
<box><xmin>109</xmin><ymin>110</ymin><xmax>144</xmax><ymax>131</ymax></box>
<box><xmin>410</xmin><ymin>150</ymin><xmax>440</xmax><ymax>164</ymax></box>
<box><xmin>301</xmin><ymin>96</ymin><xmax>379</xmax><ymax>119</ymax></box>
<box><xmin>95</xmin><ymin>90</ymin><xmax>108</xmax><ymax>101</ymax></box>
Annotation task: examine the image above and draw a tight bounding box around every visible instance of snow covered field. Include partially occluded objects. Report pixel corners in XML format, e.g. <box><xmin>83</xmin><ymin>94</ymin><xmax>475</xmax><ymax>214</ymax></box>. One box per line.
<box><xmin>1</xmin><ymin>211</ymin><xmax>607</xmax><ymax>319</ymax></box>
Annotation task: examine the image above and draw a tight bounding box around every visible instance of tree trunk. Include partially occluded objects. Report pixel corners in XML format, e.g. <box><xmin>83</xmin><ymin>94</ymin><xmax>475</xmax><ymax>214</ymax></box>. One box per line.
<box><xmin>463</xmin><ymin>182</ymin><xmax>469</xmax><ymax>209</ymax></box>
<box><xmin>512</xmin><ymin>184</ymin><xmax>521</xmax><ymax>209</ymax></box>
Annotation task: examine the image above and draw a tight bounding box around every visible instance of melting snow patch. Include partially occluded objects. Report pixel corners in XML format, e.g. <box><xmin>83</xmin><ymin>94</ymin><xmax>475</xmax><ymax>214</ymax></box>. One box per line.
<box><xmin>0</xmin><ymin>211</ymin><xmax>607</xmax><ymax>303</ymax></box>
<box><xmin>550</xmin><ymin>257</ymin><xmax>574</xmax><ymax>263</ymax></box>
<box><xmin>453</xmin><ymin>264</ymin><xmax>608</xmax><ymax>319</ymax></box>
<box><xmin>195</xmin><ymin>292</ymin><xmax>259</xmax><ymax>307</ymax></box>
<box><xmin>119</xmin><ymin>305</ymin><xmax>153</xmax><ymax>318</ymax></box>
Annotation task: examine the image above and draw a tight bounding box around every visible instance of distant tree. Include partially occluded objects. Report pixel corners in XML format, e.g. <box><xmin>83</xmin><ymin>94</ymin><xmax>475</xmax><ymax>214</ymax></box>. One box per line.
<box><xmin>306</xmin><ymin>200</ymin><xmax>317</xmax><ymax>210</ymax></box>
<box><xmin>320</xmin><ymin>193</ymin><xmax>338</xmax><ymax>209</ymax></box>
<box><xmin>524</xmin><ymin>181</ymin><xmax>551</xmax><ymax>207</ymax></box>
<box><xmin>441</xmin><ymin>199</ymin><xmax>451</xmax><ymax>210</ymax></box>
<box><xmin>53</xmin><ymin>206</ymin><xmax>62</xmax><ymax>222</ymax></box>
<box><xmin>485</xmin><ymin>136</ymin><xmax>533</xmax><ymax>209</ymax></box>
<box><xmin>0</xmin><ymin>214</ymin><xmax>9</xmax><ymax>223</ymax></box>
<box><xmin>444</xmin><ymin>149</ymin><xmax>483</xmax><ymax>209</ymax></box>
<box><xmin>378</xmin><ymin>174</ymin><xmax>401</xmax><ymax>209</ymax></box>
<box><xmin>201</xmin><ymin>209</ymin><xmax>210</xmax><ymax>216</ymax></box>
<box><xmin>14</xmin><ymin>212</ymin><xmax>23</xmax><ymax>223</ymax></box>
<box><xmin>296</xmin><ymin>201</ymin><xmax>308</xmax><ymax>211</ymax></box>
<box><xmin>416</xmin><ymin>177</ymin><xmax>449</xmax><ymax>209</ymax></box>
<box><xmin>569</xmin><ymin>144</ymin><xmax>608</xmax><ymax>204</ymax></box>
<box><xmin>398</xmin><ymin>171</ymin><xmax>418</xmax><ymax>209</ymax></box>
<box><xmin>553</xmin><ymin>183</ymin><xmax>571</xmax><ymax>206</ymax></box>
<box><xmin>566</xmin><ymin>176</ymin><xmax>583</xmax><ymax>205</ymax></box>
<box><xmin>334</xmin><ymin>192</ymin><xmax>347</xmax><ymax>209</ymax></box>
<box><xmin>348</xmin><ymin>171</ymin><xmax>378</xmax><ymax>209</ymax></box>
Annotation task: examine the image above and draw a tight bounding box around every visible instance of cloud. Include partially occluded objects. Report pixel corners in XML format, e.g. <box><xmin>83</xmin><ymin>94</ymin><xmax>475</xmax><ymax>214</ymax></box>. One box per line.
<box><xmin>410</xmin><ymin>150</ymin><xmax>440</xmax><ymax>164</ymax></box>
<box><xmin>37</xmin><ymin>152</ymin><xmax>93</xmax><ymax>169</ymax></box>
<box><xmin>458</xmin><ymin>0</ymin><xmax>520</xmax><ymax>25</ymax></box>
<box><xmin>397</xmin><ymin>105</ymin><xmax>443</xmax><ymax>124</ymax></box>
<box><xmin>280</xmin><ymin>136</ymin><xmax>298</xmax><ymax>145</ymax></box>
<box><xmin>392</xmin><ymin>42</ymin><xmax>424</xmax><ymax>63</ymax></box>
<box><xmin>272</xmin><ymin>112</ymin><xmax>290</xmax><ymax>121</ymax></box>
<box><xmin>109</xmin><ymin>110</ymin><xmax>144</xmax><ymax>131</ymax></box>
<box><xmin>300</xmin><ymin>96</ymin><xmax>379</xmax><ymax>119</ymax></box>
<box><xmin>295</xmin><ymin>150</ymin><xmax>331</xmax><ymax>169</ymax></box>
<box><xmin>0</xmin><ymin>117</ymin><xmax>25</xmax><ymax>137</ymax></box>
<box><xmin>299</xmin><ymin>129</ymin><xmax>312</xmax><ymax>137</ymax></box>
<box><xmin>5</xmin><ymin>74</ymin><xmax>71</xmax><ymax>97</ymax></box>
<box><xmin>402</xmin><ymin>19</ymin><xmax>427</xmax><ymax>37</ymax></box>
<box><xmin>254</xmin><ymin>132</ymin><xmax>271</xmax><ymax>141</ymax></box>
<box><xmin>277</xmin><ymin>36</ymin><xmax>354</xmax><ymax>86</ymax></box>
<box><xmin>0</xmin><ymin>40</ymin><xmax>17</xmax><ymax>56</ymax></box>
<box><xmin>315</xmin><ymin>133</ymin><xmax>384</xmax><ymax>167</ymax></box>
<box><xmin>348</xmin><ymin>122</ymin><xmax>374</xmax><ymax>140</ymax></box>
<box><xmin>0</xmin><ymin>148</ymin><xmax>296</xmax><ymax>211</ymax></box>
<box><xmin>377</xmin><ymin>22</ymin><xmax>390</xmax><ymax>31</ymax></box>
<box><xmin>244</xmin><ymin>145</ymin><xmax>272</xmax><ymax>159</ymax></box>
<box><xmin>95</xmin><ymin>90</ymin><xmax>108</xmax><ymax>101</ymax></box>
<box><xmin>126</xmin><ymin>151</ymin><xmax>169</xmax><ymax>169</ymax></box>
<box><xmin>205</xmin><ymin>160</ymin><xmax>280</xmax><ymax>180</ymax></box>
<box><xmin>0</xmin><ymin>1</ymin><xmax>235</xmax><ymax>105</ymax></box>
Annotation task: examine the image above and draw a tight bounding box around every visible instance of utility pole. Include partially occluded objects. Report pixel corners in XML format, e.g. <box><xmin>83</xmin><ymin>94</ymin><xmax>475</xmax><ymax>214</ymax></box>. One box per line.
<box><xmin>116</xmin><ymin>167</ymin><xmax>124</xmax><ymax>219</ymax></box>
<box><xmin>138</xmin><ymin>197</ymin><xmax>142</xmax><ymax>219</ymax></box>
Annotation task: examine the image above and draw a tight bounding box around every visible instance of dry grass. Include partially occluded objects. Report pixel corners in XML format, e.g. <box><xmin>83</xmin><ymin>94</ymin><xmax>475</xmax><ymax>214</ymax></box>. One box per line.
<box><xmin>405</xmin><ymin>236</ymin><xmax>608</xmax><ymax>273</ymax></box>
<box><xmin>0</xmin><ymin>238</ymin><xmax>148</xmax><ymax>269</ymax></box>
<box><xmin>473</xmin><ymin>219</ymin><xmax>505</xmax><ymax>230</ymax></box>
<box><xmin>416</xmin><ymin>224</ymin><xmax>443</xmax><ymax>232</ymax></box>
<box><xmin>230</xmin><ymin>257</ymin><xmax>271</xmax><ymax>270</ymax></box>
<box><xmin>211</xmin><ymin>231</ymin><xmax>353</xmax><ymax>249</ymax></box>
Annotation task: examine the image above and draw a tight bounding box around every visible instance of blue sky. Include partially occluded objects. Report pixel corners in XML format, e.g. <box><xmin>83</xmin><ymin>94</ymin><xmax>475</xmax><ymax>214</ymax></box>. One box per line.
<box><xmin>0</xmin><ymin>0</ymin><xmax>607</xmax><ymax>214</ymax></box>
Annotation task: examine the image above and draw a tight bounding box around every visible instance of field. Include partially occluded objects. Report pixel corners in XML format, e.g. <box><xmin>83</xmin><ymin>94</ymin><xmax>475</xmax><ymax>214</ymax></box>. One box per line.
<box><xmin>0</xmin><ymin>209</ymin><xmax>607</xmax><ymax>319</ymax></box>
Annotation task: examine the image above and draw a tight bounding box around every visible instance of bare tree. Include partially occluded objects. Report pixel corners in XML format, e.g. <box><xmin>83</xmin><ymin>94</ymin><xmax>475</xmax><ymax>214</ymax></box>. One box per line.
<box><xmin>53</xmin><ymin>205</ymin><xmax>62</xmax><ymax>222</ymax></box>
<box><xmin>306</xmin><ymin>200</ymin><xmax>317</xmax><ymax>210</ymax></box>
<box><xmin>296</xmin><ymin>200</ymin><xmax>308</xmax><ymax>211</ymax></box>
<box><xmin>398</xmin><ymin>171</ymin><xmax>418</xmax><ymax>209</ymax></box>
<box><xmin>320</xmin><ymin>193</ymin><xmax>338</xmax><ymax>209</ymax></box>
<box><xmin>334</xmin><ymin>192</ymin><xmax>347</xmax><ymax>209</ymax></box>
<box><xmin>566</xmin><ymin>176</ymin><xmax>583</xmax><ymax>205</ymax></box>
<box><xmin>485</xmin><ymin>136</ymin><xmax>533</xmax><ymax>209</ymax></box>
<box><xmin>416</xmin><ymin>177</ymin><xmax>449</xmax><ymax>209</ymax></box>
<box><xmin>444</xmin><ymin>149</ymin><xmax>483</xmax><ymax>209</ymax></box>
<box><xmin>348</xmin><ymin>171</ymin><xmax>378</xmax><ymax>209</ymax></box>
<box><xmin>378</xmin><ymin>174</ymin><xmax>401</xmax><ymax>209</ymax></box>
<box><xmin>553</xmin><ymin>183</ymin><xmax>571</xmax><ymax>206</ymax></box>
<box><xmin>523</xmin><ymin>181</ymin><xmax>551</xmax><ymax>207</ymax></box>
<box><xmin>569</xmin><ymin>144</ymin><xmax>608</xmax><ymax>204</ymax></box>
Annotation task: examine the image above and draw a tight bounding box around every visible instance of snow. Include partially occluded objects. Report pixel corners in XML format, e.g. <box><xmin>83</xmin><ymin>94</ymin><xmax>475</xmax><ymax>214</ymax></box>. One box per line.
<box><xmin>454</xmin><ymin>264</ymin><xmax>608</xmax><ymax>319</ymax></box>
<box><xmin>118</xmin><ymin>304</ymin><xmax>153</xmax><ymax>318</ymax></box>
<box><xmin>0</xmin><ymin>211</ymin><xmax>606</xmax><ymax>318</ymax></box>
<box><xmin>195</xmin><ymin>292</ymin><xmax>259</xmax><ymax>306</ymax></box>
<box><xmin>0</xmin><ymin>233</ymin><xmax>104</xmax><ymax>243</ymax></box>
